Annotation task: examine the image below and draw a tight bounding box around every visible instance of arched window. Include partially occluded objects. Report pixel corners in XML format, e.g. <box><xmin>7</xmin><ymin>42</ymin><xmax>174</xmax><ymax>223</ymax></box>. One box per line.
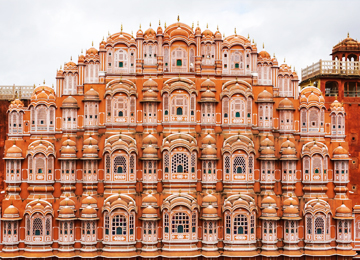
<box><xmin>33</xmin><ymin>218</ymin><xmax>43</xmax><ymax>236</ymax></box>
<box><xmin>172</xmin><ymin>212</ymin><xmax>189</xmax><ymax>234</ymax></box>
<box><xmin>235</xmin><ymin>112</ymin><xmax>240</xmax><ymax>118</ymax></box>
<box><xmin>118</xmin><ymin>111</ymin><xmax>123</xmax><ymax>117</ymax></box>
<box><xmin>177</xmin><ymin>107</ymin><xmax>183</xmax><ymax>115</ymax></box>
<box><xmin>315</xmin><ymin>217</ymin><xmax>324</xmax><ymax>235</ymax></box>
<box><xmin>113</xmin><ymin>156</ymin><xmax>127</xmax><ymax>174</ymax></box>
<box><xmin>177</xmin><ymin>165</ymin><xmax>183</xmax><ymax>173</ymax></box>
<box><xmin>112</xmin><ymin>215</ymin><xmax>127</xmax><ymax>236</ymax></box>
<box><xmin>234</xmin><ymin>214</ymin><xmax>248</xmax><ymax>235</ymax></box>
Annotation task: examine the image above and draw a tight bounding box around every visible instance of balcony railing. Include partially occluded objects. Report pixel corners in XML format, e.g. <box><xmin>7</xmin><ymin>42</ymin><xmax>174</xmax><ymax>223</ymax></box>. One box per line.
<box><xmin>0</xmin><ymin>85</ymin><xmax>33</xmax><ymax>100</ymax></box>
<box><xmin>302</xmin><ymin>60</ymin><xmax>360</xmax><ymax>81</ymax></box>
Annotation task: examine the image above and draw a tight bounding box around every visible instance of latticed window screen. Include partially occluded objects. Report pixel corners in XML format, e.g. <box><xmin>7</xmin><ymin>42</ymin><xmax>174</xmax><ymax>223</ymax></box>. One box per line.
<box><xmin>172</xmin><ymin>212</ymin><xmax>189</xmax><ymax>233</ymax></box>
<box><xmin>129</xmin><ymin>214</ymin><xmax>134</xmax><ymax>235</ymax></box>
<box><xmin>33</xmin><ymin>218</ymin><xmax>43</xmax><ymax>236</ymax></box>
<box><xmin>250</xmin><ymin>214</ymin><xmax>255</xmax><ymax>234</ymax></box>
<box><xmin>104</xmin><ymin>213</ymin><xmax>109</xmax><ymax>234</ymax></box>
<box><xmin>315</xmin><ymin>217</ymin><xmax>324</xmax><ymax>234</ymax></box>
<box><xmin>112</xmin><ymin>215</ymin><xmax>127</xmax><ymax>235</ymax></box>
<box><xmin>234</xmin><ymin>214</ymin><xmax>248</xmax><ymax>235</ymax></box>
<box><xmin>306</xmin><ymin>216</ymin><xmax>312</xmax><ymax>234</ymax></box>
<box><xmin>130</xmin><ymin>155</ymin><xmax>135</xmax><ymax>174</ymax></box>
<box><xmin>309</xmin><ymin>107</ymin><xmax>319</xmax><ymax>128</ymax></box>
<box><xmin>225</xmin><ymin>214</ymin><xmax>231</xmax><ymax>234</ymax></box>
<box><xmin>113</xmin><ymin>156</ymin><xmax>127</xmax><ymax>174</ymax></box>
<box><xmin>222</xmin><ymin>97</ymin><xmax>229</xmax><ymax>118</ymax></box>
<box><xmin>192</xmin><ymin>213</ymin><xmax>196</xmax><ymax>232</ymax></box>
<box><xmin>248</xmin><ymin>155</ymin><xmax>254</xmax><ymax>174</ymax></box>
<box><xmin>171</xmin><ymin>153</ymin><xmax>189</xmax><ymax>173</ymax></box>
<box><xmin>171</xmin><ymin>95</ymin><xmax>188</xmax><ymax>117</ymax></box>
<box><xmin>45</xmin><ymin>218</ymin><xmax>51</xmax><ymax>235</ymax></box>
<box><xmin>164</xmin><ymin>152</ymin><xmax>169</xmax><ymax>173</ymax></box>
<box><xmin>164</xmin><ymin>213</ymin><xmax>169</xmax><ymax>233</ymax></box>
<box><xmin>233</xmin><ymin>156</ymin><xmax>246</xmax><ymax>174</ymax></box>
<box><xmin>105</xmin><ymin>154</ymin><xmax>110</xmax><ymax>174</ymax></box>
<box><xmin>224</xmin><ymin>155</ymin><xmax>230</xmax><ymax>174</ymax></box>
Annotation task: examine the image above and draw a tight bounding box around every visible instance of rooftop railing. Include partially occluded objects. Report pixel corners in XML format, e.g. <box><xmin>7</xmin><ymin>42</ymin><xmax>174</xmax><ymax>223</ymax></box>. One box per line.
<box><xmin>0</xmin><ymin>85</ymin><xmax>33</xmax><ymax>100</ymax></box>
<box><xmin>302</xmin><ymin>60</ymin><xmax>360</xmax><ymax>81</ymax></box>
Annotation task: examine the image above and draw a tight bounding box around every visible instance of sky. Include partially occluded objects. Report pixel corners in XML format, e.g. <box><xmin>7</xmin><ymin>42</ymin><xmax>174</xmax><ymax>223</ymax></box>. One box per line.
<box><xmin>0</xmin><ymin>0</ymin><xmax>359</xmax><ymax>86</ymax></box>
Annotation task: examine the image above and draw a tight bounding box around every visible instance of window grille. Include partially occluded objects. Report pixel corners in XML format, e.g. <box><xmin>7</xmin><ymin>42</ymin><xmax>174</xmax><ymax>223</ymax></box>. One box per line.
<box><xmin>113</xmin><ymin>156</ymin><xmax>127</xmax><ymax>174</ymax></box>
<box><xmin>33</xmin><ymin>218</ymin><xmax>43</xmax><ymax>236</ymax></box>
<box><xmin>234</xmin><ymin>214</ymin><xmax>248</xmax><ymax>235</ymax></box>
<box><xmin>172</xmin><ymin>212</ymin><xmax>189</xmax><ymax>234</ymax></box>
<box><xmin>171</xmin><ymin>153</ymin><xmax>189</xmax><ymax>173</ymax></box>
<box><xmin>233</xmin><ymin>156</ymin><xmax>246</xmax><ymax>174</ymax></box>
<box><xmin>112</xmin><ymin>215</ymin><xmax>127</xmax><ymax>235</ymax></box>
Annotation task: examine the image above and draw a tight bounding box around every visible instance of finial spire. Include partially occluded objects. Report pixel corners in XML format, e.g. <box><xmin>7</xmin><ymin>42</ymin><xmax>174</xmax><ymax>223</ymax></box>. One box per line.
<box><xmin>197</xmin><ymin>21</ymin><xmax>199</xmax><ymax>26</ymax></box>
<box><xmin>348</xmin><ymin>32</ymin><xmax>350</xmax><ymax>38</ymax></box>
<box><xmin>263</xmin><ymin>42</ymin><xmax>265</xmax><ymax>49</ymax></box>
<box><xmin>43</xmin><ymin>79</ymin><xmax>45</xmax><ymax>84</ymax></box>
<box><xmin>121</xmin><ymin>24</ymin><xmax>123</xmax><ymax>33</ymax></box>
<box><xmin>192</xmin><ymin>22</ymin><xmax>194</xmax><ymax>29</ymax></box>
<box><xmin>248</xmin><ymin>33</ymin><xmax>250</xmax><ymax>39</ymax></box>
<box><xmin>92</xmin><ymin>41</ymin><xmax>93</xmax><ymax>46</ymax></box>
<box><xmin>206</xmin><ymin>23</ymin><xmax>208</xmax><ymax>28</ymax></box>
<box><xmin>284</xmin><ymin>58</ymin><xmax>286</xmax><ymax>63</ymax></box>
<box><xmin>139</xmin><ymin>24</ymin><xmax>141</xmax><ymax>29</ymax></box>
<box><xmin>234</xmin><ymin>27</ymin><xmax>237</xmax><ymax>35</ymax></box>
<box><xmin>159</xmin><ymin>20</ymin><xmax>161</xmax><ymax>26</ymax></box>
<box><xmin>177</xmin><ymin>15</ymin><xmax>180</xmax><ymax>22</ymax></box>
<box><xmin>164</xmin><ymin>22</ymin><xmax>166</xmax><ymax>29</ymax></box>
<box><xmin>149</xmin><ymin>22</ymin><xmax>151</xmax><ymax>27</ymax></box>
<box><xmin>217</xmin><ymin>25</ymin><xmax>219</xmax><ymax>31</ymax></box>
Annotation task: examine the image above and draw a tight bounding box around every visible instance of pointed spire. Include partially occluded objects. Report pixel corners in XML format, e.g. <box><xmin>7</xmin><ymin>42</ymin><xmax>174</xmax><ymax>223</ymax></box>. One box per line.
<box><xmin>164</xmin><ymin>22</ymin><xmax>166</xmax><ymax>29</ymax></box>
<box><xmin>348</xmin><ymin>32</ymin><xmax>350</xmax><ymax>38</ymax></box>
<box><xmin>234</xmin><ymin>27</ymin><xmax>237</xmax><ymax>36</ymax></box>
<box><xmin>248</xmin><ymin>33</ymin><xmax>250</xmax><ymax>39</ymax></box>
<box><xmin>121</xmin><ymin>24</ymin><xmax>123</xmax><ymax>34</ymax></box>
<box><xmin>284</xmin><ymin>58</ymin><xmax>286</xmax><ymax>63</ymax></box>
<box><xmin>139</xmin><ymin>24</ymin><xmax>141</xmax><ymax>29</ymax></box>
<box><xmin>177</xmin><ymin>14</ymin><xmax>180</xmax><ymax>22</ymax></box>
<box><xmin>217</xmin><ymin>25</ymin><xmax>219</xmax><ymax>31</ymax></box>
<box><xmin>70</xmin><ymin>56</ymin><xmax>72</xmax><ymax>61</ymax></box>
<box><xmin>92</xmin><ymin>41</ymin><xmax>93</xmax><ymax>46</ymax></box>
<box><xmin>263</xmin><ymin>42</ymin><xmax>265</xmax><ymax>49</ymax></box>
<box><xmin>192</xmin><ymin>22</ymin><xmax>194</xmax><ymax>30</ymax></box>
<box><xmin>43</xmin><ymin>79</ymin><xmax>45</xmax><ymax>84</ymax></box>
<box><xmin>159</xmin><ymin>20</ymin><xmax>161</xmax><ymax>26</ymax></box>
<box><xmin>206</xmin><ymin>23</ymin><xmax>208</xmax><ymax>28</ymax></box>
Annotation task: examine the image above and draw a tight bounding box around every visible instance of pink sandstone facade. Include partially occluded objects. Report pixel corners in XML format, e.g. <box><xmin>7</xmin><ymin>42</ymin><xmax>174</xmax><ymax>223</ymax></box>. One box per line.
<box><xmin>1</xmin><ymin>19</ymin><xmax>358</xmax><ymax>259</ymax></box>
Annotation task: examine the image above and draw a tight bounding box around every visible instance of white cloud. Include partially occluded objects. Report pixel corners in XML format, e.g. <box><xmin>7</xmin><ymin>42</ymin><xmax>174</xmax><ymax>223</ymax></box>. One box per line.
<box><xmin>0</xmin><ymin>0</ymin><xmax>359</xmax><ymax>85</ymax></box>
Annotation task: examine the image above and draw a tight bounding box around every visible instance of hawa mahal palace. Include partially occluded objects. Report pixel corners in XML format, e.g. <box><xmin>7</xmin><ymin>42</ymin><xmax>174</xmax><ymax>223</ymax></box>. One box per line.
<box><xmin>1</xmin><ymin>18</ymin><xmax>360</xmax><ymax>259</ymax></box>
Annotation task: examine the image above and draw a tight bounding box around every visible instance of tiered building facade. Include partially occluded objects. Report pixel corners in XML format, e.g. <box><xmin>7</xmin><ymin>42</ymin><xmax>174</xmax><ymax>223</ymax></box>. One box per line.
<box><xmin>1</xmin><ymin>20</ymin><xmax>358</xmax><ymax>259</ymax></box>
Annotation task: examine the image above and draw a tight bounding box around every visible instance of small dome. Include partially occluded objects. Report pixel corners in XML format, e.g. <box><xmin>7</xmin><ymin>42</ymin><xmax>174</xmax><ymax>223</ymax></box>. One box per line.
<box><xmin>330</xmin><ymin>99</ymin><xmax>342</xmax><ymax>109</ymax></box>
<box><xmin>143</xmin><ymin>206</ymin><xmax>157</xmax><ymax>214</ymax></box>
<box><xmin>261</xmin><ymin>146</ymin><xmax>275</xmax><ymax>155</ymax></box>
<box><xmin>233</xmin><ymin>197</ymin><xmax>248</xmax><ymax>206</ymax></box>
<box><xmin>170</xmin><ymin>27</ymin><xmax>189</xmax><ymax>38</ymax></box>
<box><xmin>62</xmin><ymin>138</ymin><xmax>76</xmax><ymax>147</ymax></box>
<box><xmin>143</xmin><ymin>89</ymin><xmax>158</xmax><ymax>99</ymax></box>
<box><xmin>82</xmin><ymin>196</ymin><xmax>97</xmax><ymax>205</ymax></box>
<box><xmin>203</xmin><ymin>204</ymin><xmax>217</xmax><ymax>215</ymax></box>
<box><xmin>281</xmin><ymin>138</ymin><xmax>296</xmax><ymax>149</ymax></box>
<box><xmin>4</xmin><ymin>205</ymin><xmax>19</xmax><ymax>215</ymax></box>
<box><xmin>203</xmin><ymin>193</ymin><xmax>217</xmax><ymax>204</ymax></box>
<box><xmin>33</xmin><ymin>203</ymin><xmax>44</xmax><ymax>210</ymax></box>
<box><xmin>83</xmin><ymin>136</ymin><xmax>98</xmax><ymax>146</ymax></box>
<box><xmin>144</xmin><ymin>27</ymin><xmax>156</xmax><ymax>36</ymax></box>
<box><xmin>143</xmin><ymin>193</ymin><xmax>157</xmax><ymax>204</ymax></box>
<box><xmin>260</xmin><ymin>137</ymin><xmax>274</xmax><ymax>147</ymax></box>
<box><xmin>61</xmin><ymin>144</ymin><xmax>76</xmax><ymax>154</ymax></box>
<box><xmin>308</xmin><ymin>92</ymin><xmax>320</xmax><ymax>102</ymax></box>
<box><xmin>83</xmin><ymin>145</ymin><xmax>98</xmax><ymax>155</ymax></box>
<box><xmin>37</xmin><ymin>89</ymin><xmax>49</xmax><ymax>100</ymax></box>
<box><xmin>202</xmin><ymin>133</ymin><xmax>216</xmax><ymax>145</ymax></box>
<box><xmin>136</xmin><ymin>28</ymin><xmax>144</xmax><ymax>38</ymax></box>
<box><xmin>63</xmin><ymin>96</ymin><xmax>77</xmax><ymax>105</ymax></box>
<box><xmin>143</xmin><ymin>78</ymin><xmax>158</xmax><ymax>88</ymax></box>
<box><xmin>263</xmin><ymin>206</ymin><xmax>277</xmax><ymax>214</ymax></box>
<box><xmin>7</xmin><ymin>144</ymin><xmax>22</xmax><ymax>154</ymax></box>
<box><xmin>202</xmin><ymin>29</ymin><xmax>213</xmax><ymax>37</ymax></box>
<box><xmin>283</xmin><ymin>196</ymin><xmax>298</xmax><ymax>206</ymax></box>
<box><xmin>59</xmin><ymin>206</ymin><xmax>74</xmax><ymax>215</ymax></box>
<box><xmin>84</xmin><ymin>87</ymin><xmax>100</xmax><ymax>100</ymax></box>
<box><xmin>282</xmin><ymin>146</ymin><xmax>296</xmax><ymax>155</ymax></box>
<box><xmin>86</xmin><ymin>47</ymin><xmax>98</xmax><ymax>55</ymax></box>
<box><xmin>143</xmin><ymin>133</ymin><xmax>158</xmax><ymax>145</ymax></box>
<box><xmin>258</xmin><ymin>50</ymin><xmax>271</xmax><ymax>59</ymax></box>
<box><xmin>300</xmin><ymin>94</ymin><xmax>307</xmax><ymax>103</ymax></box>
<box><xmin>111</xmin><ymin>197</ymin><xmax>127</xmax><ymax>207</ymax></box>
<box><xmin>82</xmin><ymin>205</ymin><xmax>97</xmax><ymax>215</ymax></box>
<box><xmin>333</xmin><ymin>144</ymin><xmax>349</xmax><ymax>156</ymax></box>
<box><xmin>143</xmin><ymin>144</ymin><xmax>158</xmax><ymax>156</ymax></box>
<box><xmin>202</xmin><ymin>144</ymin><xmax>217</xmax><ymax>156</ymax></box>
<box><xmin>257</xmin><ymin>89</ymin><xmax>273</xmax><ymax>102</ymax></box>
<box><xmin>336</xmin><ymin>203</ymin><xmax>351</xmax><ymax>214</ymax></box>
<box><xmin>201</xmin><ymin>78</ymin><xmax>216</xmax><ymax>88</ymax></box>
<box><xmin>65</xmin><ymin>61</ymin><xmax>77</xmax><ymax>67</ymax></box>
<box><xmin>278</xmin><ymin>98</ymin><xmax>294</xmax><ymax>109</ymax></box>
<box><xmin>201</xmin><ymin>89</ymin><xmax>216</xmax><ymax>99</ymax></box>
<box><xmin>284</xmin><ymin>204</ymin><xmax>299</xmax><ymax>215</ymax></box>
<box><xmin>262</xmin><ymin>195</ymin><xmax>276</xmax><ymax>205</ymax></box>
<box><xmin>60</xmin><ymin>197</ymin><xmax>75</xmax><ymax>207</ymax></box>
